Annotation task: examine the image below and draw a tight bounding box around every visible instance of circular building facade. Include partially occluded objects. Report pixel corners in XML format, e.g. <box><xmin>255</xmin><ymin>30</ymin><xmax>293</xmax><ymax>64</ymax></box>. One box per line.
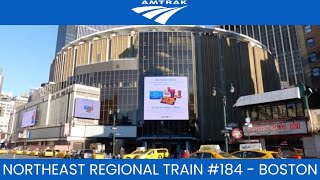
<box><xmin>50</xmin><ymin>26</ymin><xmax>280</xmax><ymax>151</ymax></box>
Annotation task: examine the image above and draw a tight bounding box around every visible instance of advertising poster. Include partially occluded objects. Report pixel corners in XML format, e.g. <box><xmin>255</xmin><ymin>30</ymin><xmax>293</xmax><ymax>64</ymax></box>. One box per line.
<box><xmin>74</xmin><ymin>98</ymin><xmax>101</xmax><ymax>120</ymax></box>
<box><xmin>1</xmin><ymin>1</ymin><xmax>320</xmax><ymax>180</ymax></box>
<box><xmin>144</xmin><ymin>77</ymin><xmax>189</xmax><ymax>120</ymax></box>
<box><xmin>21</xmin><ymin>109</ymin><xmax>36</xmax><ymax>128</ymax></box>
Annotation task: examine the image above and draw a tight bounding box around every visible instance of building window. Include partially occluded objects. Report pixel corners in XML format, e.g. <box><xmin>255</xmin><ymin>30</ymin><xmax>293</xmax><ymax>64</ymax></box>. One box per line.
<box><xmin>258</xmin><ymin>106</ymin><xmax>266</xmax><ymax>120</ymax></box>
<box><xmin>278</xmin><ymin>104</ymin><xmax>287</xmax><ymax>118</ymax></box>
<box><xmin>312</xmin><ymin>67</ymin><xmax>320</xmax><ymax>77</ymax></box>
<box><xmin>304</xmin><ymin>25</ymin><xmax>312</xmax><ymax>33</ymax></box>
<box><xmin>296</xmin><ymin>102</ymin><xmax>304</xmax><ymax>117</ymax></box>
<box><xmin>309</xmin><ymin>52</ymin><xmax>317</xmax><ymax>62</ymax></box>
<box><xmin>251</xmin><ymin>107</ymin><xmax>258</xmax><ymax>121</ymax></box>
<box><xmin>307</xmin><ymin>38</ymin><xmax>315</xmax><ymax>47</ymax></box>
<box><xmin>272</xmin><ymin>105</ymin><xmax>279</xmax><ymax>119</ymax></box>
<box><xmin>265</xmin><ymin>106</ymin><xmax>272</xmax><ymax>119</ymax></box>
<box><xmin>287</xmin><ymin>103</ymin><xmax>297</xmax><ymax>118</ymax></box>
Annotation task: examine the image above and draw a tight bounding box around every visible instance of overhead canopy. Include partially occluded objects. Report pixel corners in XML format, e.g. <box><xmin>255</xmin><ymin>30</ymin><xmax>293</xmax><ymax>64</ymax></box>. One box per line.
<box><xmin>234</xmin><ymin>87</ymin><xmax>301</xmax><ymax>107</ymax></box>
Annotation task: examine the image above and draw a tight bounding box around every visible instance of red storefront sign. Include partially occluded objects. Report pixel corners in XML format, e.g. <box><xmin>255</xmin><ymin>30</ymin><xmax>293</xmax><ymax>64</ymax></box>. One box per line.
<box><xmin>243</xmin><ymin>120</ymin><xmax>308</xmax><ymax>136</ymax></box>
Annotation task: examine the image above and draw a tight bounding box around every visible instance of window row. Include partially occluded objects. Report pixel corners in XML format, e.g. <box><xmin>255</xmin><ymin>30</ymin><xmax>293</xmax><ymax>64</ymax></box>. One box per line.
<box><xmin>245</xmin><ymin>102</ymin><xmax>305</xmax><ymax>120</ymax></box>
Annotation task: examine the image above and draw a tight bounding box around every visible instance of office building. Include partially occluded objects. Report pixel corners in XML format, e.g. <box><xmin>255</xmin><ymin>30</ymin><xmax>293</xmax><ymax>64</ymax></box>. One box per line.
<box><xmin>55</xmin><ymin>26</ymin><xmax>78</xmax><ymax>55</ymax></box>
<box><xmin>303</xmin><ymin>25</ymin><xmax>320</xmax><ymax>90</ymax></box>
<box><xmin>220</xmin><ymin>25</ymin><xmax>306</xmax><ymax>88</ymax></box>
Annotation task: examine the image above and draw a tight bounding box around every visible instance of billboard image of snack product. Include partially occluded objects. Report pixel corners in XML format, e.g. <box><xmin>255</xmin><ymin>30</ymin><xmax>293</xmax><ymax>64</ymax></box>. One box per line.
<box><xmin>21</xmin><ymin>109</ymin><xmax>36</xmax><ymax>128</ymax></box>
<box><xmin>144</xmin><ymin>77</ymin><xmax>189</xmax><ymax>120</ymax></box>
<box><xmin>74</xmin><ymin>98</ymin><xmax>101</xmax><ymax>119</ymax></box>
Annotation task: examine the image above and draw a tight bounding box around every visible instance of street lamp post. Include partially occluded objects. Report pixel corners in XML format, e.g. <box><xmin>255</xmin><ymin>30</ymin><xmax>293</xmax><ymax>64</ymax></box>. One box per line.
<box><xmin>212</xmin><ymin>83</ymin><xmax>235</xmax><ymax>153</ymax></box>
<box><xmin>109</xmin><ymin>108</ymin><xmax>120</xmax><ymax>158</ymax></box>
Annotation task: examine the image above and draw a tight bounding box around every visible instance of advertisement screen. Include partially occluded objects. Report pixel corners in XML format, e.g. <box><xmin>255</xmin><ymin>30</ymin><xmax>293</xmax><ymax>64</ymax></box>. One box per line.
<box><xmin>144</xmin><ymin>77</ymin><xmax>189</xmax><ymax>120</ymax></box>
<box><xmin>74</xmin><ymin>98</ymin><xmax>101</xmax><ymax>119</ymax></box>
<box><xmin>21</xmin><ymin>109</ymin><xmax>36</xmax><ymax>128</ymax></box>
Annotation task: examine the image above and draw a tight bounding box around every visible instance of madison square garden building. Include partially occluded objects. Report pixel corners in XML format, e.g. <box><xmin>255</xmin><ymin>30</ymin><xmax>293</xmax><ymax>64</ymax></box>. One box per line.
<box><xmin>12</xmin><ymin>26</ymin><xmax>281</xmax><ymax>153</ymax></box>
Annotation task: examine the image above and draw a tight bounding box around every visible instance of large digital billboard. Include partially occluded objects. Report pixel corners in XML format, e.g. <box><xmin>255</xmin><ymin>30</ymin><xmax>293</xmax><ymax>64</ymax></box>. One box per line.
<box><xmin>74</xmin><ymin>98</ymin><xmax>101</xmax><ymax>119</ymax></box>
<box><xmin>21</xmin><ymin>109</ymin><xmax>36</xmax><ymax>128</ymax></box>
<box><xmin>144</xmin><ymin>77</ymin><xmax>189</xmax><ymax>120</ymax></box>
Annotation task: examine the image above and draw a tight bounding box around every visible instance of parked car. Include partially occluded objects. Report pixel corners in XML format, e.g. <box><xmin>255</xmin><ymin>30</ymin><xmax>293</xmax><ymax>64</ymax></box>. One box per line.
<box><xmin>38</xmin><ymin>149</ymin><xmax>45</xmax><ymax>157</ymax></box>
<box><xmin>65</xmin><ymin>150</ymin><xmax>77</xmax><ymax>159</ymax></box>
<box><xmin>74</xmin><ymin>149</ymin><xmax>94</xmax><ymax>159</ymax></box>
<box><xmin>30</xmin><ymin>149</ymin><xmax>39</xmax><ymax>156</ymax></box>
<box><xmin>93</xmin><ymin>153</ymin><xmax>105</xmax><ymax>159</ymax></box>
<box><xmin>134</xmin><ymin>148</ymin><xmax>169</xmax><ymax>159</ymax></box>
<box><xmin>43</xmin><ymin>149</ymin><xmax>54</xmax><ymax>157</ymax></box>
<box><xmin>123</xmin><ymin>149</ymin><xmax>146</xmax><ymax>159</ymax></box>
<box><xmin>54</xmin><ymin>149</ymin><xmax>61</xmax><ymax>157</ymax></box>
<box><xmin>188</xmin><ymin>150</ymin><xmax>236</xmax><ymax>159</ymax></box>
<box><xmin>26</xmin><ymin>149</ymin><xmax>32</xmax><ymax>155</ymax></box>
<box><xmin>231</xmin><ymin>150</ymin><xmax>281</xmax><ymax>159</ymax></box>
<box><xmin>0</xmin><ymin>148</ymin><xmax>9</xmax><ymax>154</ymax></box>
<box><xmin>15</xmin><ymin>149</ymin><xmax>24</xmax><ymax>155</ymax></box>
<box><xmin>55</xmin><ymin>150</ymin><xmax>68</xmax><ymax>158</ymax></box>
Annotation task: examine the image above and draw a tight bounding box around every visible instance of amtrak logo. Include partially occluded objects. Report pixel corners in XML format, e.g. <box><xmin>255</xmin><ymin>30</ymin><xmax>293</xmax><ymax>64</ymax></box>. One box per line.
<box><xmin>132</xmin><ymin>0</ymin><xmax>187</xmax><ymax>25</ymax></box>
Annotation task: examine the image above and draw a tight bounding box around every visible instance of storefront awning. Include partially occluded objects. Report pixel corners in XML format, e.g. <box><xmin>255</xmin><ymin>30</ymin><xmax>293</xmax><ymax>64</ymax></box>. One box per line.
<box><xmin>234</xmin><ymin>87</ymin><xmax>301</xmax><ymax>107</ymax></box>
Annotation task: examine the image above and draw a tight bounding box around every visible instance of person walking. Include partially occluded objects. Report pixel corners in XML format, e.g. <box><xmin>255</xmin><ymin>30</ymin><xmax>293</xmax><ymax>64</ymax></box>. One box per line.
<box><xmin>120</xmin><ymin>147</ymin><xmax>125</xmax><ymax>158</ymax></box>
<box><xmin>181</xmin><ymin>150</ymin><xmax>188</xmax><ymax>158</ymax></box>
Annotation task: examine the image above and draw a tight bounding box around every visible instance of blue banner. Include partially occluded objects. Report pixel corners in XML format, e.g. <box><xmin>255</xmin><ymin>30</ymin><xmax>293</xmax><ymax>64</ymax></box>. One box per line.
<box><xmin>0</xmin><ymin>0</ymin><xmax>319</xmax><ymax>24</ymax></box>
<box><xmin>0</xmin><ymin>160</ymin><xmax>319</xmax><ymax>179</ymax></box>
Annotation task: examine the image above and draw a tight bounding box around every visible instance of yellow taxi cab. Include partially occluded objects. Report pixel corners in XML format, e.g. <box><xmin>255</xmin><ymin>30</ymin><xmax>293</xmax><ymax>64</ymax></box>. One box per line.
<box><xmin>30</xmin><ymin>149</ymin><xmax>40</xmax><ymax>156</ymax></box>
<box><xmin>188</xmin><ymin>150</ymin><xmax>235</xmax><ymax>159</ymax></box>
<box><xmin>9</xmin><ymin>149</ymin><xmax>16</xmax><ymax>154</ymax></box>
<box><xmin>54</xmin><ymin>149</ymin><xmax>61</xmax><ymax>157</ymax></box>
<box><xmin>15</xmin><ymin>149</ymin><xmax>24</xmax><ymax>155</ymax></box>
<box><xmin>187</xmin><ymin>145</ymin><xmax>236</xmax><ymax>159</ymax></box>
<box><xmin>43</xmin><ymin>149</ymin><xmax>54</xmax><ymax>157</ymax></box>
<box><xmin>56</xmin><ymin>150</ymin><xmax>68</xmax><ymax>158</ymax></box>
<box><xmin>123</xmin><ymin>148</ymin><xmax>146</xmax><ymax>159</ymax></box>
<box><xmin>134</xmin><ymin>148</ymin><xmax>169</xmax><ymax>159</ymax></box>
<box><xmin>26</xmin><ymin>149</ymin><xmax>32</xmax><ymax>155</ymax></box>
<box><xmin>93</xmin><ymin>153</ymin><xmax>105</xmax><ymax>159</ymax></box>
<box><xmin>65</xmin><ymin>150</ymin><xmax>77</xmax><ymax>159</ymax></box>
<box><xmin>38</xmin><ymin>149</ymin><xmax>45</xmax><ymax>157</ymax></box>
<box><xmin>64</xmin><ymin>151</ymin><xmax>72</xmax><ymax>159</ymax></box>
<box><xmin>231</xmin><ymin>150</ymin><xmax>281</xmax><ymax>159</ymax></box>
<box><xmin>22</xmin><ymin>149</ymin><xmax>28</xmax><ymax>155</ymax></box>
<box><xmin>0</xmin><ymin>148</ymin><xmax>9</xmax><ymax>154</ymax></box>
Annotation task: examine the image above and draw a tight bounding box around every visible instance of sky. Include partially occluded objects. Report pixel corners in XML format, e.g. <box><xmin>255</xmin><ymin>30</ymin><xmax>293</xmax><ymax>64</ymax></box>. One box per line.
<box><xmin>0</xmin><ymin>25</ymin><xmax>58</xmax><ymax>96</ymax></box>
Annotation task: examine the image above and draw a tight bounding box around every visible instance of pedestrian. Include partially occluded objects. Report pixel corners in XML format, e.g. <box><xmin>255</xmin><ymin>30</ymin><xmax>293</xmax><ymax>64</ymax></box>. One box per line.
<box><xmin>120</xmin><ymin>147</ymin><xmax>125</xmax><ymax>158</ymax></box>
<box><xmin>181</xmin><ymin>150</ymin><xmax>188</xmax><ymax>158</ymax></box>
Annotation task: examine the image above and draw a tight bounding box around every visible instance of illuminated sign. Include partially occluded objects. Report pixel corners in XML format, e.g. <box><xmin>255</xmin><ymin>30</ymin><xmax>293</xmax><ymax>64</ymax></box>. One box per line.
<box><xmin>21</xmin><ymin>109</ymin><xmax>36</xmax><ymax>128</ymax></box>
<box><xmin>74</xmin><ymin>98</ymin><xmax>101</xmax><ymax>119</ymax></box>
<box><xmin>242</xmin><ymin>120</ymin><xmax>308</xmax><ymax>136</ymax></box>
<box><xmin>144</xmin><ymin>77</ymin><xmax>189</xmax><ymax>120</ymax></box>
